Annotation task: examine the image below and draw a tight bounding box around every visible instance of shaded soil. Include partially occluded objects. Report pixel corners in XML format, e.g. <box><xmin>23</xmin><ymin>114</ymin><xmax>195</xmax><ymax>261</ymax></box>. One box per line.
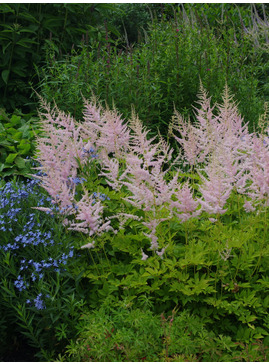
<box><xmin>1</xmin><ymin>336</ymin><xmax>38</xmax><ymax>362</ymax></box>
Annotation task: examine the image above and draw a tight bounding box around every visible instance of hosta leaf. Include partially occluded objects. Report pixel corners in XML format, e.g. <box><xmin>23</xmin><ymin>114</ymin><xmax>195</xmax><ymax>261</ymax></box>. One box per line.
<box><xmin>15</xmin><ymin>156</ymin><xmax>26</xmax><ymax>169</ymax></box>
<box><xmin>5</xmin><ymin>153</ymin><xmax>18</xmax><ymax>164</ymax></box>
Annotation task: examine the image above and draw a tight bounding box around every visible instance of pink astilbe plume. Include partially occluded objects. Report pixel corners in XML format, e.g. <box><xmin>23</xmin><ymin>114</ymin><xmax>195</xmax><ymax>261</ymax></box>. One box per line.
<box><xmin>34</xmin><ymin>100</ymin><xmax>87</xmax><ymax>211</ymax></box>
<box><xmin>81</xmin><ymin>98</ymin><xmax>130</xmax><ymax>158</ymax></box>
<box><xmin>170</xmin><ymin>181</ymin><xmax>201</xmax><ymax>222</ymax></box>
<box><xmin>171</xmin><ymin>83</ymin><xmax>253</xmax><ymax>172</ymax></box>
<box><xmin>198</xmin><ymin>153</ymin><xmax>234</xmax><ymax>215</ymax></box>
<box><xmin>171</xmin><ymin>83</ymin><xmax>220</xmax><ymax>166</ymax></box>
<box><xmin>100</xmin><ymin>109</ymin><xmax>178</xmax><ymax>251</ymax></box>
<box><xmin>67</xmin><ymin>189</ymin><xmax>111</xmax><ymax>236</ymax></box>
<box><xmin>242</xmin><ymin>133</ymin><xmax>269</xmax><ymax>210</ymax></box>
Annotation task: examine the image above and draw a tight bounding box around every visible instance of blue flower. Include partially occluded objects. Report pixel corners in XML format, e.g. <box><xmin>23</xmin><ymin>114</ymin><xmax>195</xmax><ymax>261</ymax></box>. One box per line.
<box><xmin>14</xmin><ymin>275</ymin><xmax>27</xmax><ymax>291</ymax></box>
<box><xmin>34</xmin><ymin>293</ymin><xmax>46</xmax><ymax>310</ymax></box>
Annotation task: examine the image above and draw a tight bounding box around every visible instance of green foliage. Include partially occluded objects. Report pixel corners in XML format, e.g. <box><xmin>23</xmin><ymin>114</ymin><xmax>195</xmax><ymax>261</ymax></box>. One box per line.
<box><xmin>64</xmin><ymin>171</ymin><xmax>269</xmax><ymax>355</ymax></box>
<box><xmin>57</xmin><ymin>306</ymin><xmax>269</xmax><ymax>362</ymax></box>
<box><xmin>0</xmin><ymin>109</ymin><xmax>39</xmax><ymax>178</ymax></box>
<box><xmin>0</xmin><ymin>3</ymin><xmax>118</xmax><ymax>112</ymax></box>
<box><xmin>36</xmin><ymin>3</ymin><xmax>269</xmax><ymax>136</ymax></box>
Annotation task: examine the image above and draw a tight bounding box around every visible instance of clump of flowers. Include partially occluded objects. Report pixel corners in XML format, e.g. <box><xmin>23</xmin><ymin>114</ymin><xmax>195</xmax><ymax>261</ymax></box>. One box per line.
<box><xmin>0</xmin><ymin>178</ymin><xmax>75</xmax><ymax>309</ymax></box>
<box><xmin>33</xmin><ymin>85</ymin><xmax>269</xmax><ymax>259</ymax></box>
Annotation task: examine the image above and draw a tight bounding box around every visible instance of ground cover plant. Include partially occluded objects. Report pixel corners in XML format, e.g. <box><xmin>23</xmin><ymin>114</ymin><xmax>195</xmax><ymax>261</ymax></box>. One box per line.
<box><xmin>0</xmin><ymin>175</ymin><xmax>87</xmax><ymax>361</ymax></box>
<box><xmin>12</xmin><ymin>85</ymin><xmax>266</xmax><ymax>360</ymax></box>
<box><xmin>0</xmin><ymin>109</ymin><xmax>39</xmax><ymax>178</ymax></box>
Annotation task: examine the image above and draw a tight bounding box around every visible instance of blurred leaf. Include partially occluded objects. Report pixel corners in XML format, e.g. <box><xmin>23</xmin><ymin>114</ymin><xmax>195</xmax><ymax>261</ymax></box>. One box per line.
<box><xmin>5</xmin><ymin>152</ymin><xmax>18</xmax><ymax>164</ymax></box>
<box><xmin>1</xmin><ymin>70</ymin><xmax>9</xmax><ymax>84</ymax></box>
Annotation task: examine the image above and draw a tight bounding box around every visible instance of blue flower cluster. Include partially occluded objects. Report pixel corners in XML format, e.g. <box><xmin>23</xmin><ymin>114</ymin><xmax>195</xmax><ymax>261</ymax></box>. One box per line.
<box><xmin>66</xmin><ymin>176</ymin><xmax>86</xmax><ymax>189</ymax></box>
<box><xmin>70</xmin><ymin>177</ymin><xmax>86</xmax><ymax>185</ymax></box>
<box><xmin>1</xmin><ymin>213</ymin><xmax>54</xmax><ymax>252</ymax></box>
<box><xmin>92</xmin><ymin>192</ymin><xmax>110</xmax><ymax>205</ymax></box>
<box><xmin>14</xmin><ymin>275</ymin><xmax>28</xmax><ymax>292</ymax></box>
<box><xmin>82</xmin><ymin>147</ymin><xmax>98</xmax><ymax>159</ymax></box>
<box><xmin>18</xmin><ymin>248</ymin><xmax>74</xmax><ymax>282</ymax></box>
<box><xmin>26</xmin><ymin>293</ymin><xmax>47</xmax><ymax>310</ymax></box>
<box><xmin>0</xmin><ymin>178</ymin><xmax>76</xmax><ymax>311</ymax></box>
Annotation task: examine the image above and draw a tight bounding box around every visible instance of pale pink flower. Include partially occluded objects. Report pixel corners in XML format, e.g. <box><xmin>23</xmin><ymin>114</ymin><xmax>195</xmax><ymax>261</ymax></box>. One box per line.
<box><xmin>81</xmin><ymin>241</ymin><xmax>95</xmax><ymax>249</ymax></box>
<box><xmin>67</xmin><ymin>190</ymin><xmax>111</xmax><ymax>236</ymax></box>
<box><xmin>170</xmin><ymin>182</ymin><xmax>200</xmax><ymax>222</ymax></box>
<box><xmin>141</xmin><ymin>249</ymin><xmax>148</xmax><ymax>261</ymax></box>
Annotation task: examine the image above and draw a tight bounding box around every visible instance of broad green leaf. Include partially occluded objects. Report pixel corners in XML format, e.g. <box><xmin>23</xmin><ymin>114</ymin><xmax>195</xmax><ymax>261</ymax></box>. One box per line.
<box><xmin>0</xmin><ymin>4</ymin><xmax>15</xmax><ymax>13</ymax></box>
<box><xmin>15</xmin><ymin>156</ymin><xmax>26</xmax><ymax>169</ymax></box>
<box><xmin>5</xmin><ymin>153</ymin><xmax>18</xmax><ymax>164</ymax></box>
<box><xmin>1</xmin><ymin>69</ymin><xmax>9</xmax><ymax>84</ymax></box>
<box><xmin>19</xmin><ymin>12</ymin><xmax>39</xmax><ymax>24</ymax></box>
<box><xmin>0</xmin><ymin>140</ymin><xmax>11</xmax><ymax>147</ymax></box>
<box><xmin>17</xmin><ymin>143</ymin><xmax>31</xmax><ymax>154</ymax></box>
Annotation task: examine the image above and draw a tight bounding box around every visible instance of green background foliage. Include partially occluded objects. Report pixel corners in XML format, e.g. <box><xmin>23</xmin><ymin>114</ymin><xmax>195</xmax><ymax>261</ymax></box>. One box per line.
<box><xmin>35</xmin><ymin>3</ymin><xmax>269</xmax><ymax>136</ymax></box>
<box><xmin>0</xmin><ymin>3</ymin><xmax>118</xmax><ymax>112</ymax></box>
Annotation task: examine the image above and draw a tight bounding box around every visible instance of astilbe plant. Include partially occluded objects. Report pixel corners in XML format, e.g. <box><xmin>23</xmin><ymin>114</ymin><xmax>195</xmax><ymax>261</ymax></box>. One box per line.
<box><xmin>30</xmin><ymin>87</ymin><xmax>269</xmax><ymax>357</ymax></box>
<box><xmin>34</xmin><ymin>97</ymin><xmax>200</xmax><ymax>258</ymax></box>
<box><xmin>34</xmin><ymin>85</ymin><xmax>269</xmax><ymax>260</ymax></box>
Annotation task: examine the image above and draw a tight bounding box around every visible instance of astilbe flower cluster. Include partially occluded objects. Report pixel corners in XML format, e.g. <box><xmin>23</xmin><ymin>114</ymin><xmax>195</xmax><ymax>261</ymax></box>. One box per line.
<box><xmin>34</xmin><ymin>86</ymin><xmax>269</xmax><ymax>258</ymax></box>
<box><xmin>171</xmin><ymin>84</ymin><xmax>269</xmax><ymax>215</ymax></box>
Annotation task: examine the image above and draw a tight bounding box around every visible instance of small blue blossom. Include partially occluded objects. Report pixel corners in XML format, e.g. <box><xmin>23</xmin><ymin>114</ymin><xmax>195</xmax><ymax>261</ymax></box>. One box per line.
<box><xmin>82</xmin><ymin>147</ymin><xmax>98</xmax><ymax>158</ymax></box>
<box><xmin>14</xmin><ymin>275</ymin><xmax>28</xmax><ymax>291</ymax></box>
<box><xmin>34</xmin><ymin>293</ymin><xmax>46</xmax><ymax>310</ymax></box>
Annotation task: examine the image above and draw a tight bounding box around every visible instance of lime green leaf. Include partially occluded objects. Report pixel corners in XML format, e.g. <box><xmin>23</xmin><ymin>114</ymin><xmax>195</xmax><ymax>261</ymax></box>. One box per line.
<box><xmin>5</xmin><ymin>153</ymin><xmax>18</xmax><ymax>164</ymax></box>
<box><xmin>18</xmin><ymin>143</ymin><xmax>31</xmax><ymax>154</ymax></box>
<box><xmin>12</xmin><ymin>132</ymin><xmax>23</xmax><ymax>141</ymax></box>
<box><xmin>10</xmin><ymin>114</ymin><xmax>21</xmax><ymax>125</ymax></box>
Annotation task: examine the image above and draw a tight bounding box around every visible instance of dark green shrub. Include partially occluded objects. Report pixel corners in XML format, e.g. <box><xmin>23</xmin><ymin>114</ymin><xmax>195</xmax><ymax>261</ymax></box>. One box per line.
<box><xmin>36</xmin><ymin>4</ymin><xmax>269</xmax><ymax>136</ymax></box>
<box><xmin>0</xmin><ymin>3</ymin><xmax>118</xmax><ymax>112</ymax></box>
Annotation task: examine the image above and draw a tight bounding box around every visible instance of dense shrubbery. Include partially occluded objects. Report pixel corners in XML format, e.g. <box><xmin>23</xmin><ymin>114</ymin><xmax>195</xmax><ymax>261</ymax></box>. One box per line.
<box><xmin>0</xmin><ymin>3</ymin><xmax>119</xmax><ymax>112</ymax></box>
<box><xmin>36</xmin><ymin>4</ymin><xmax>269</xmax><ymax>136</ymax></box>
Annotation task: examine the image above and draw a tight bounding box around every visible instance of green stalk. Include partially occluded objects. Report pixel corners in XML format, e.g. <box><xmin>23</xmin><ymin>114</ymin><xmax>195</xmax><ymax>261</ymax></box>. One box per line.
<box><xmin>251</xmin><ymin>206</ymin><xmax>267</xmax><ymax>276</ymax></box>
<box><xmin>88</xmin><ymin>249</ymin><xmax>101</xmax><ymax>276</ymax></box>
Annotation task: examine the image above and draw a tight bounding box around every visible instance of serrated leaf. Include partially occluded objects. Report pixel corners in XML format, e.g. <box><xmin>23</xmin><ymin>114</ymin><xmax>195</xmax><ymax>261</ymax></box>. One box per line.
<box><xmin>12</xmin><ymin>132</ymin><xmax>23</xmax><ymax>141</ymax></box>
